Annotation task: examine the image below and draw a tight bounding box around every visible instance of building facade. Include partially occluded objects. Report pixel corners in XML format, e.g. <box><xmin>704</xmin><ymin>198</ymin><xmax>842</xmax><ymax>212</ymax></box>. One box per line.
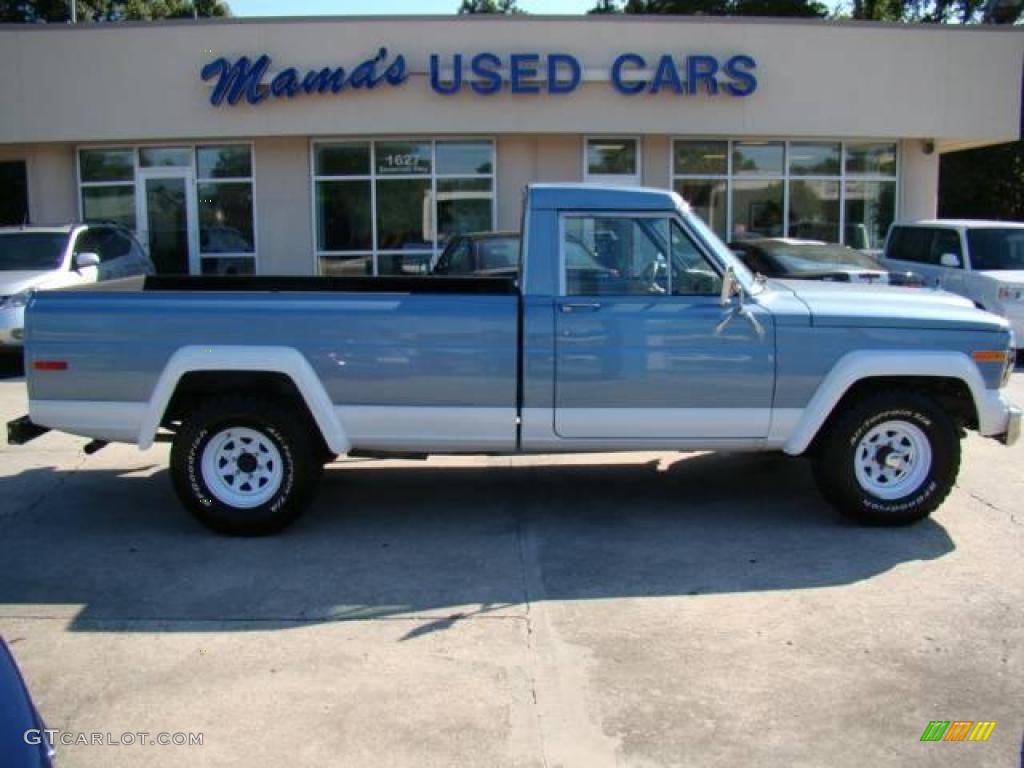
<box><xmin>0</xmin><ymin>16</ymin><xmax>1021</xmax><ymax>275</ymax></box>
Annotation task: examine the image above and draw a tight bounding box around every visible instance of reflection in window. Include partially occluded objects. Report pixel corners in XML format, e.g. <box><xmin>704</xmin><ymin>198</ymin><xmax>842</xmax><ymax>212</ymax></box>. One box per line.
<box><xmin>671</xmin><ymin>140</ymin><xmax>898</xmax><ymax>247</ymax></box>
<box><xmin>733</xmin><ymin>180</ymin><xmax>784</xmax><ymax>239</ymax></box>
<box><xmin>789</xmin><ymin>180</ymin><xmax>840</xmax><ymax>242</ymax></box>
<box><xmin>313</xmin><ymin>140</ymin><xmax>495</xmax><ymax>276</ymax></box>
<box><xmin>586</xmin><ymin>138</ymin><xmax>638</xmax><ymax>177</ymax></box>
<box><xmin>733</xmin><ymin>142</ymin><xmax>784</xmax><ymax>175</ymax></box>
<box><xmin>316</xmin><ymin>180</ymin><xmax>372</xmax><ymax>252</ymax></box>
<box><xmin>81</xmin><ymin>185</ymin><xmax>136</xmax><ymax>230</ymax></box>
<box><xmin>674</xmin><ymin>179</ymin><xmax>727</xmax><ymax>240</ymax></box>
<box><xmin>844</xmin><ymin>180</ymin><xmax>896</xmax><ymax>250</ymax></box>
<box><xmin>196</xmin><ymin>145</ymin><xmax>256</xmax><ymax>276</ymax></box>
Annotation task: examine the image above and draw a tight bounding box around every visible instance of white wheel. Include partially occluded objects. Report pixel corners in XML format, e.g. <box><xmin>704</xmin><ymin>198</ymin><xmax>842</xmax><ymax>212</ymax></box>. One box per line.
<box><xmin>852</xmin><ymin>419</ymin><xmax>933</xmax><ymax>500</ymax></box>
<box><xmin>200</xmin><ymin>426</ymin><xmax>285</xmax><ymax>509</ymax></box>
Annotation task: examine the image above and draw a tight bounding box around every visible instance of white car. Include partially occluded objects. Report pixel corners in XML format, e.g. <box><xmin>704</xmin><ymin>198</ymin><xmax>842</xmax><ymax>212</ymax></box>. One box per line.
<box><xmin>881</xmin><ymin>220</ymin><xmax>1024</xmax><ymax>350</ymax></box>
<box><xmin>0</xmin><ymin>223</ymin><xmax>153</xmax><ymax>349</ymax></box>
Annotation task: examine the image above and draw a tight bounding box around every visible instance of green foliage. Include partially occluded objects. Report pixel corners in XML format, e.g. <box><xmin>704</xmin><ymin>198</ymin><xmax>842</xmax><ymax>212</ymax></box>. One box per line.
<box><xmin>939</xmin><ymin>141</ymin><xmax>1024</xmax><ymax>221</ymax></box>
<box><xmin>0</xmin><ymin>0</ymin><xmax>230</xmax><ymax>22</ymax></box>
<box><xmin>589</xmin><ymin>0</ymin><xmax>827</xmax><ymax>16</ymax></box>
<box><xmin>458</xmin><ymin>0</ymin><xmax>524</xmax><ymax>13</ymax></box>
<box><xmin>594</xmin><ymin>0</ymin><xmax>1020</xmax><ymax>19</ymax></box>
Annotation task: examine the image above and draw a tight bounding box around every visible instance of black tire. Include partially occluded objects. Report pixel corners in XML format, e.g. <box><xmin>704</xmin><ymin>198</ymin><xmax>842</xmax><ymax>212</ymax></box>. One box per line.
<box><xmin>170</xmin><ymin>396</ymin><xmax>322</xmax><ymax>535</ymax></box>
<box><xmin>812</xmin><ymin>390</ymin><xmax>960</xmax><ymax>526</ymax></box>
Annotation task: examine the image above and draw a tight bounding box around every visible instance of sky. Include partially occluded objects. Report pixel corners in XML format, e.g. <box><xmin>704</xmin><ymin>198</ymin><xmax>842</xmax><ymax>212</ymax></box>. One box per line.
<box><xmin>230</xmin><ymin>0</ymin><xmax>599</xmax><ymax>15</ymax></box>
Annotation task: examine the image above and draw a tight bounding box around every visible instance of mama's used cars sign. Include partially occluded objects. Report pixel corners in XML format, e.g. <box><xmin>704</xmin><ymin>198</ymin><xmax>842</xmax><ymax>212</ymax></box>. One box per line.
<box><xmin>200</xmin><ymin>49</ymin><xmax>757</xmax><ymax>106</ymax></box>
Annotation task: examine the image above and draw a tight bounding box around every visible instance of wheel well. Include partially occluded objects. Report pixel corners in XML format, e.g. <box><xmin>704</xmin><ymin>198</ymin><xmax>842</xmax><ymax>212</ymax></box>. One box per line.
<box><xmin>809</xmin><ymin>375</ymin><xmax>978</xmax><ymax>452</ymax></box>
<box><xmin>160</xmin><ymin>370</ymin><xmax>329</xmax><ymax>455</ymax></box>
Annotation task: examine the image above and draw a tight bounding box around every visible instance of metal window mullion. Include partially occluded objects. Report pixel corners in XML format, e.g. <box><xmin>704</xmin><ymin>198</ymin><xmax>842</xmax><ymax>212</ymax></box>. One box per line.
<box><xmin>370</xmin><ymin>142</ymin><xmax>379</xmax><ymax>276</ymax></box>
<box><xmin>726</xmin><ymin>140</ymin><xmax>734</xmax><ymax>241</ymax></box>
<box><xmin>782</xmin><ymin>141</ymin><xmax>790</xmax><ymax>238</ymax></box>
<box><xmin>431</xmin><ymin>141</ymin><xmax>439</xmax><ymax>258</ymax></box>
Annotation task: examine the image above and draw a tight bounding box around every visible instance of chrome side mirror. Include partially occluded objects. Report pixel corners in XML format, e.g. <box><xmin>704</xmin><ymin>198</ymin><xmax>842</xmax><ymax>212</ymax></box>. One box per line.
<box><xmin>74</xmin><ymin>252</ymin><xmax>100</xmax><ymax>270</ymax></box>
<box><xmin>720</xmin><ymin>266</ymin><xmax>740</xmax><ymax>307</ymax></box>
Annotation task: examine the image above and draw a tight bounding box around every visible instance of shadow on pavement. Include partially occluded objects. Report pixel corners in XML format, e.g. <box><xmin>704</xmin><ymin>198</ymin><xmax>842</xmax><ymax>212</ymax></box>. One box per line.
<box><xmin>0</xmin><ymin>452</ymin><xmax>955</xmax><ymax>635</ymax></box>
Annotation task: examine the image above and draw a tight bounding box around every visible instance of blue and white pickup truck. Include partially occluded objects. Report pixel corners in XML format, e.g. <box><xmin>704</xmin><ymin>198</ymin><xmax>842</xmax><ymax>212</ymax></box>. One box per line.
<box><xmin>7</xmin><ymin>185</ymin><xmax>1021</xmax><ymax>535</ymax></box>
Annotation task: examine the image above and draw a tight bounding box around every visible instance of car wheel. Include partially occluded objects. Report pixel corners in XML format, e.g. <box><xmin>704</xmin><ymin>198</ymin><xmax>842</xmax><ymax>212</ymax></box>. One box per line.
<box><xmin>170</xmin><ymin>396</ymin><xmax>322</xmax><ymax>535</ymax></box>
<box><xmin>812</xmin><ymin>390</ymin><xmax>960</xmax><ymax>526</ymax></box>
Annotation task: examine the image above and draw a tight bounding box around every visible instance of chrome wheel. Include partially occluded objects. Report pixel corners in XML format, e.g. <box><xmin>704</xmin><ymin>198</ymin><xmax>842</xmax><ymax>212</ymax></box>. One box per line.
<box><xmin>200</xmin><ymin>427</ymin><xmax>284</xmax><ymax>509</ymax></box>
<box><xmin>853</xmin><ymin>420</ymin><xmax>932</xmax><ymax>500</ymax></box>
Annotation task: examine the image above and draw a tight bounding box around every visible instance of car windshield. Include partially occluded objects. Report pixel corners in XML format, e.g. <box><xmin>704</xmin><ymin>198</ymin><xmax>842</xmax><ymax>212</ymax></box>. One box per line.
<box><xmin>966</xmin><ymin>228</ymin><xmax>1024</xmax><ymax>271</ymax></box>
<box><xmin>765</xmin><ymin>243</ymin><xmax>880</xmax><ymax>273</ymax></box>
<box><xmin>0</xmin><ymin>233</ymin><xmax>67</xmax><ymax>271</ymax></box>
<box><xmin>477</xmin><ymin>238</ymin><xmax>520</xmax><ymax>271</ymax></box>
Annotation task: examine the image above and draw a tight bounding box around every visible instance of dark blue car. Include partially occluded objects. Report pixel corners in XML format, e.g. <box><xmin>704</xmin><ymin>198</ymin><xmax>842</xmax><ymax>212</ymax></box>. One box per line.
<box><xmin>0</xmin><ymin>637</ymin><xmax>53</xmax><ymax>768</ymax></box>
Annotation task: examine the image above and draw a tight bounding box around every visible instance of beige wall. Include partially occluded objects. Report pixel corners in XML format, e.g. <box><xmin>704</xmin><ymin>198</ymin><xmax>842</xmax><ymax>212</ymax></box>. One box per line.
<box><xmin>899</xmin><ymin>139</ymin><xmax>940</xmax><ymax>222</ymax></box>
<box><xmin>0</xmin><ymin>18</ymin><xmax>1020</xmax><ymax>146</ymax></box>
<box><xmin>253</xmin><ymin>136</ymin><xmax>313</xmax><ymax>274</ymax></box>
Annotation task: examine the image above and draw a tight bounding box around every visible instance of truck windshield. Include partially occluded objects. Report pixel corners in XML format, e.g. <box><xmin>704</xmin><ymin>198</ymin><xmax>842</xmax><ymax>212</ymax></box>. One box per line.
<box><xmin>769</xmin><ymin>243</ymin><xmax>881</xmax><ymax>273</ymax></box>
<box><xmin>0</xmin><ymin>233</ymin><xmax>67</xmax><ymax>271</ymax></box>
<box><xmin>681</xmin><ymin>207</ymin><xmax>760</xmax><ymax>293</ymax></box>
<box><xmin>967</xmin><ymin>229</ymin><xmax>1024</xmax><ymax>271</ymax></box>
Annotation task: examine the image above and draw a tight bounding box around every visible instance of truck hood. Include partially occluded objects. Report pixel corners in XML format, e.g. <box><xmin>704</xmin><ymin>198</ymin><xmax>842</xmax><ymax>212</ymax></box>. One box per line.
<box><xmin>0</xmin><ymin>271</ymin><xmax>54</xmax><ymax>296</ymax></box>
<box><xmin>775</xmin><ymin>279</ymin><xmax>1008</xmax><ymax>332</ymax></box>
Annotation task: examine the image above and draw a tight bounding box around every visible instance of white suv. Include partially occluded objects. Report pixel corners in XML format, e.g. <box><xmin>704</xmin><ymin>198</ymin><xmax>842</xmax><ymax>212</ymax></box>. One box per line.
<box><xmin>881</xmin><ymin>220</ymin><xmax>1024</xmax><ymax>350</ymax></box>
<box><xmin>0</xmin><ymin>223</ymin><xmax>153</xmax><ymax>349</ymax></box>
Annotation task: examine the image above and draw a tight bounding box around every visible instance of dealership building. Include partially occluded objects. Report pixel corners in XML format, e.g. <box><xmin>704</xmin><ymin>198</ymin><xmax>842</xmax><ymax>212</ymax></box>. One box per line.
<box><xmin>0</xmin><ymin>15</ymin><xmax>1021</xmax><ymax>276</ymax></box>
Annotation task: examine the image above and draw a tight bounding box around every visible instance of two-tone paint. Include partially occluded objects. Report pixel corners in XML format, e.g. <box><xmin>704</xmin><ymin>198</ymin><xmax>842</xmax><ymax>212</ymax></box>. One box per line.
<box><xmin>23</xmin><ymin>185</ymin><xmax>1019</xmax><ymax>458</ymax></box>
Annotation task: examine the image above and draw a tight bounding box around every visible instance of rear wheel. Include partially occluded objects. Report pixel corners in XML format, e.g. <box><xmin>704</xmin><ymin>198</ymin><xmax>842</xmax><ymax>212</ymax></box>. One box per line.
<box><xmin>812</xmin><ymin>391</ymin><xmax>960</xmax><ymax>526</ymax></box>
<box><xmin>170</xmin><ymin>396</ymin><xmax>322</xmax><ymax>535</ymax></box>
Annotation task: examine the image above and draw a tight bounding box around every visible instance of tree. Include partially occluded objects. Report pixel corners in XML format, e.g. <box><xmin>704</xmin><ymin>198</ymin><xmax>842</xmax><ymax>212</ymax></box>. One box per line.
<box><xmin>0</xmin><ymin>0</ymin><xmax>230</xmax><ymax>22</ymax></box>
<box><xmin>457</xmin><ymin>0</ymin><xmax>524</xmax><ymax>13</ymax></box>
<box><xmin>589</xmin><ymin>0</ymin><xmax>827</xmax><ymax>17</ymax></box>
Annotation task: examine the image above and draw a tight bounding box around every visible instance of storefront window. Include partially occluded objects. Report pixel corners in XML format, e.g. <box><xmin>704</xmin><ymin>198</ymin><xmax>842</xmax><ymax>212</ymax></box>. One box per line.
<box><xmin>79</xmin><ymin>148</ymin><xmax>136</xmax><ymax>230</ymax></box>
<box><xmin>313</xmin><ymin>139</ymin><xmax>495</xmax><ymax>276</ymax></box>
<box><xmin>844</xmin><ymin>180</ymin><xmax>896</xmax><ymax>250</ymax></box>
<box><xmin>672</xmin><ymin>139</ymin><xmax>897</xmax><ymax>247</ymax></box>
<box><xmin>585</xmin><ymin>137</ymin><xmax>640</xmax><ymax>185</ymax></box>
<box><xmin>79</xmin><ymin>144</ymin><xmax>256</xmax><ymax>274</ymax></box>
<box><xmin>196</xmin><ymin>145</ymin><xmax>255</xmax><ymax>275</ymax></box>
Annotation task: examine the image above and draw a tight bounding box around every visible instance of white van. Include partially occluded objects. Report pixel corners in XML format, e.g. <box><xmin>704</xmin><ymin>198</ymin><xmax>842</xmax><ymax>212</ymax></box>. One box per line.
<box><xmin>881</xmin><ymin>220</ymin><xmax>1024</xmax><ymax>350</ymax></box>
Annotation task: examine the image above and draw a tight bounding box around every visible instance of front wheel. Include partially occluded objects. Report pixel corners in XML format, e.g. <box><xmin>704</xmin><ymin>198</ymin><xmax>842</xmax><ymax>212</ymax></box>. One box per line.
<box><xmin>170</xmin><ymin>396</ymin><xmax>322</xmax><ymax>535</ymax></box>
<box><xmin>812</xmin><ymin>391</ymin><xmax>960</xmax><ymax>526</ymax></box>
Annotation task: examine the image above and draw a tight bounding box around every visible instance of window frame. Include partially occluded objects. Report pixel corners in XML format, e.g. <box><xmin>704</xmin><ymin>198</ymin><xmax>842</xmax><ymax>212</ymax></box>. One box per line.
<box><xmin>310</xmin><ymin>138</ymin><xmax>497</xmax><ymax>276</ymax></box>
<box><xmin>671</xmin><ymin>138</ymin><xmax>900</xmax><ymax>247</ymax></box>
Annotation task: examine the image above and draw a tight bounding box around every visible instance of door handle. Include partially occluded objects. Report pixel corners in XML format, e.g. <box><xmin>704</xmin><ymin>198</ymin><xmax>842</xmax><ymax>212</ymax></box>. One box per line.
<box><xmin>560</xmin><ymin>302</ymin><xmax>602</xmax><ymax>313</ymax></box>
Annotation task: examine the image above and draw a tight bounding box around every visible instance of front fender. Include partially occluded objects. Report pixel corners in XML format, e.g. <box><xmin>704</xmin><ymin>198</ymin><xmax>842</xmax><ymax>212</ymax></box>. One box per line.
<box><xmin>782</xmin><ymin>350</ymin><xmax>1006</xmax><ymax>455</ymax></box>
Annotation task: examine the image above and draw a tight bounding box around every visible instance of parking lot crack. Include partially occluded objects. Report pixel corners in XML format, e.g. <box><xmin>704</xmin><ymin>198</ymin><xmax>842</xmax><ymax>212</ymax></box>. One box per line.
<box><xmin>964</xmin><ymin>488</ymin><xmax>1022</xmax><ymax>526</ymax></box>
<box><xmin>515</xmin><ymin>508</ymin><xmax>550</xmax><ymax>768</ymax></box>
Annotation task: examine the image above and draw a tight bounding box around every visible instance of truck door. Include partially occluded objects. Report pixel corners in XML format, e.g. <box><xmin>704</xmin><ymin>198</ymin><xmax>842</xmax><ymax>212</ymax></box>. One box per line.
<box><xmin>553</xmin><ymin>213</ymin><xmax>775</xmax><ymax>439</ymax></box>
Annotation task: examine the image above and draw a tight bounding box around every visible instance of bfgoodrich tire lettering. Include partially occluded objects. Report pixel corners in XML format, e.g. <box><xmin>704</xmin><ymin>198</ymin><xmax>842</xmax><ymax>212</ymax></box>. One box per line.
<box><xmin>812</xmin><ymin>391</ymin><xmax>960</xmax><ymax>526</ymax></box>
<box><xmin>170</xmin><ymin>396</ymin><xmax>322</xmax><ymax>535</ymax></box>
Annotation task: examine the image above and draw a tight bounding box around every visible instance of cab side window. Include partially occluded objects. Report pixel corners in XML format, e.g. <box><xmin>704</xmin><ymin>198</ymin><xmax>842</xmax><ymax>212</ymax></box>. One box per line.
<box><xmin>887</xmin><ymin>227</ymin><xmax>932</xmax><ymax>264</ymax></box>
<box><xmin>564</xmin><ymin>216</ymin><xmax>669</xmax><ymax>296</ymax></box>
<box><xmin>670</xmin><ymin>222</ymin><xmax>723</xmax><ymax>295</ymax></box>
<box><xmin>74</xmin><ymin>227</ymin><xmax>128</xmax><ymax>263</ymax></box>
<box><xmin>929</xmin><ymin>230</ymin><xmax>962</xmax><ymax>267</ymax></box>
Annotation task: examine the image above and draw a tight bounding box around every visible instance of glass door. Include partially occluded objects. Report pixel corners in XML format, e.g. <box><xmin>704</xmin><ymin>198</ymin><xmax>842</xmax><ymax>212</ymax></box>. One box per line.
<box><xmin>138</xmin><ymin>168</ymin><xmax>198</xmax><ymax>274</ymax></box>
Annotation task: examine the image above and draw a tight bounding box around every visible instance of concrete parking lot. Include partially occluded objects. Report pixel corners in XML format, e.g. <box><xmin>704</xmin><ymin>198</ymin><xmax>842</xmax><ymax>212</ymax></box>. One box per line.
<box><xmin>0</xmin><ymin>353</ymin><xmax>1021</xmax><ymax>767</ymax></box>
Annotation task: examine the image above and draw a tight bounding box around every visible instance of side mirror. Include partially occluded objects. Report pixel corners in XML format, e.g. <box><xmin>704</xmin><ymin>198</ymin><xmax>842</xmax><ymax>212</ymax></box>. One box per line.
<box><xmin>939</xmin><ymin>252</ymin><xmax>961</xmax><ymax>268</ymax></box>
<box><xmin>74</xmin><ymin>252</ymin><xmax>100</xmax><ymax>270</ymax></box>
<box><xmin>720</xmin><ymin>266</ymin><xmax>740</xmax><ymax>307</ymax></box>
